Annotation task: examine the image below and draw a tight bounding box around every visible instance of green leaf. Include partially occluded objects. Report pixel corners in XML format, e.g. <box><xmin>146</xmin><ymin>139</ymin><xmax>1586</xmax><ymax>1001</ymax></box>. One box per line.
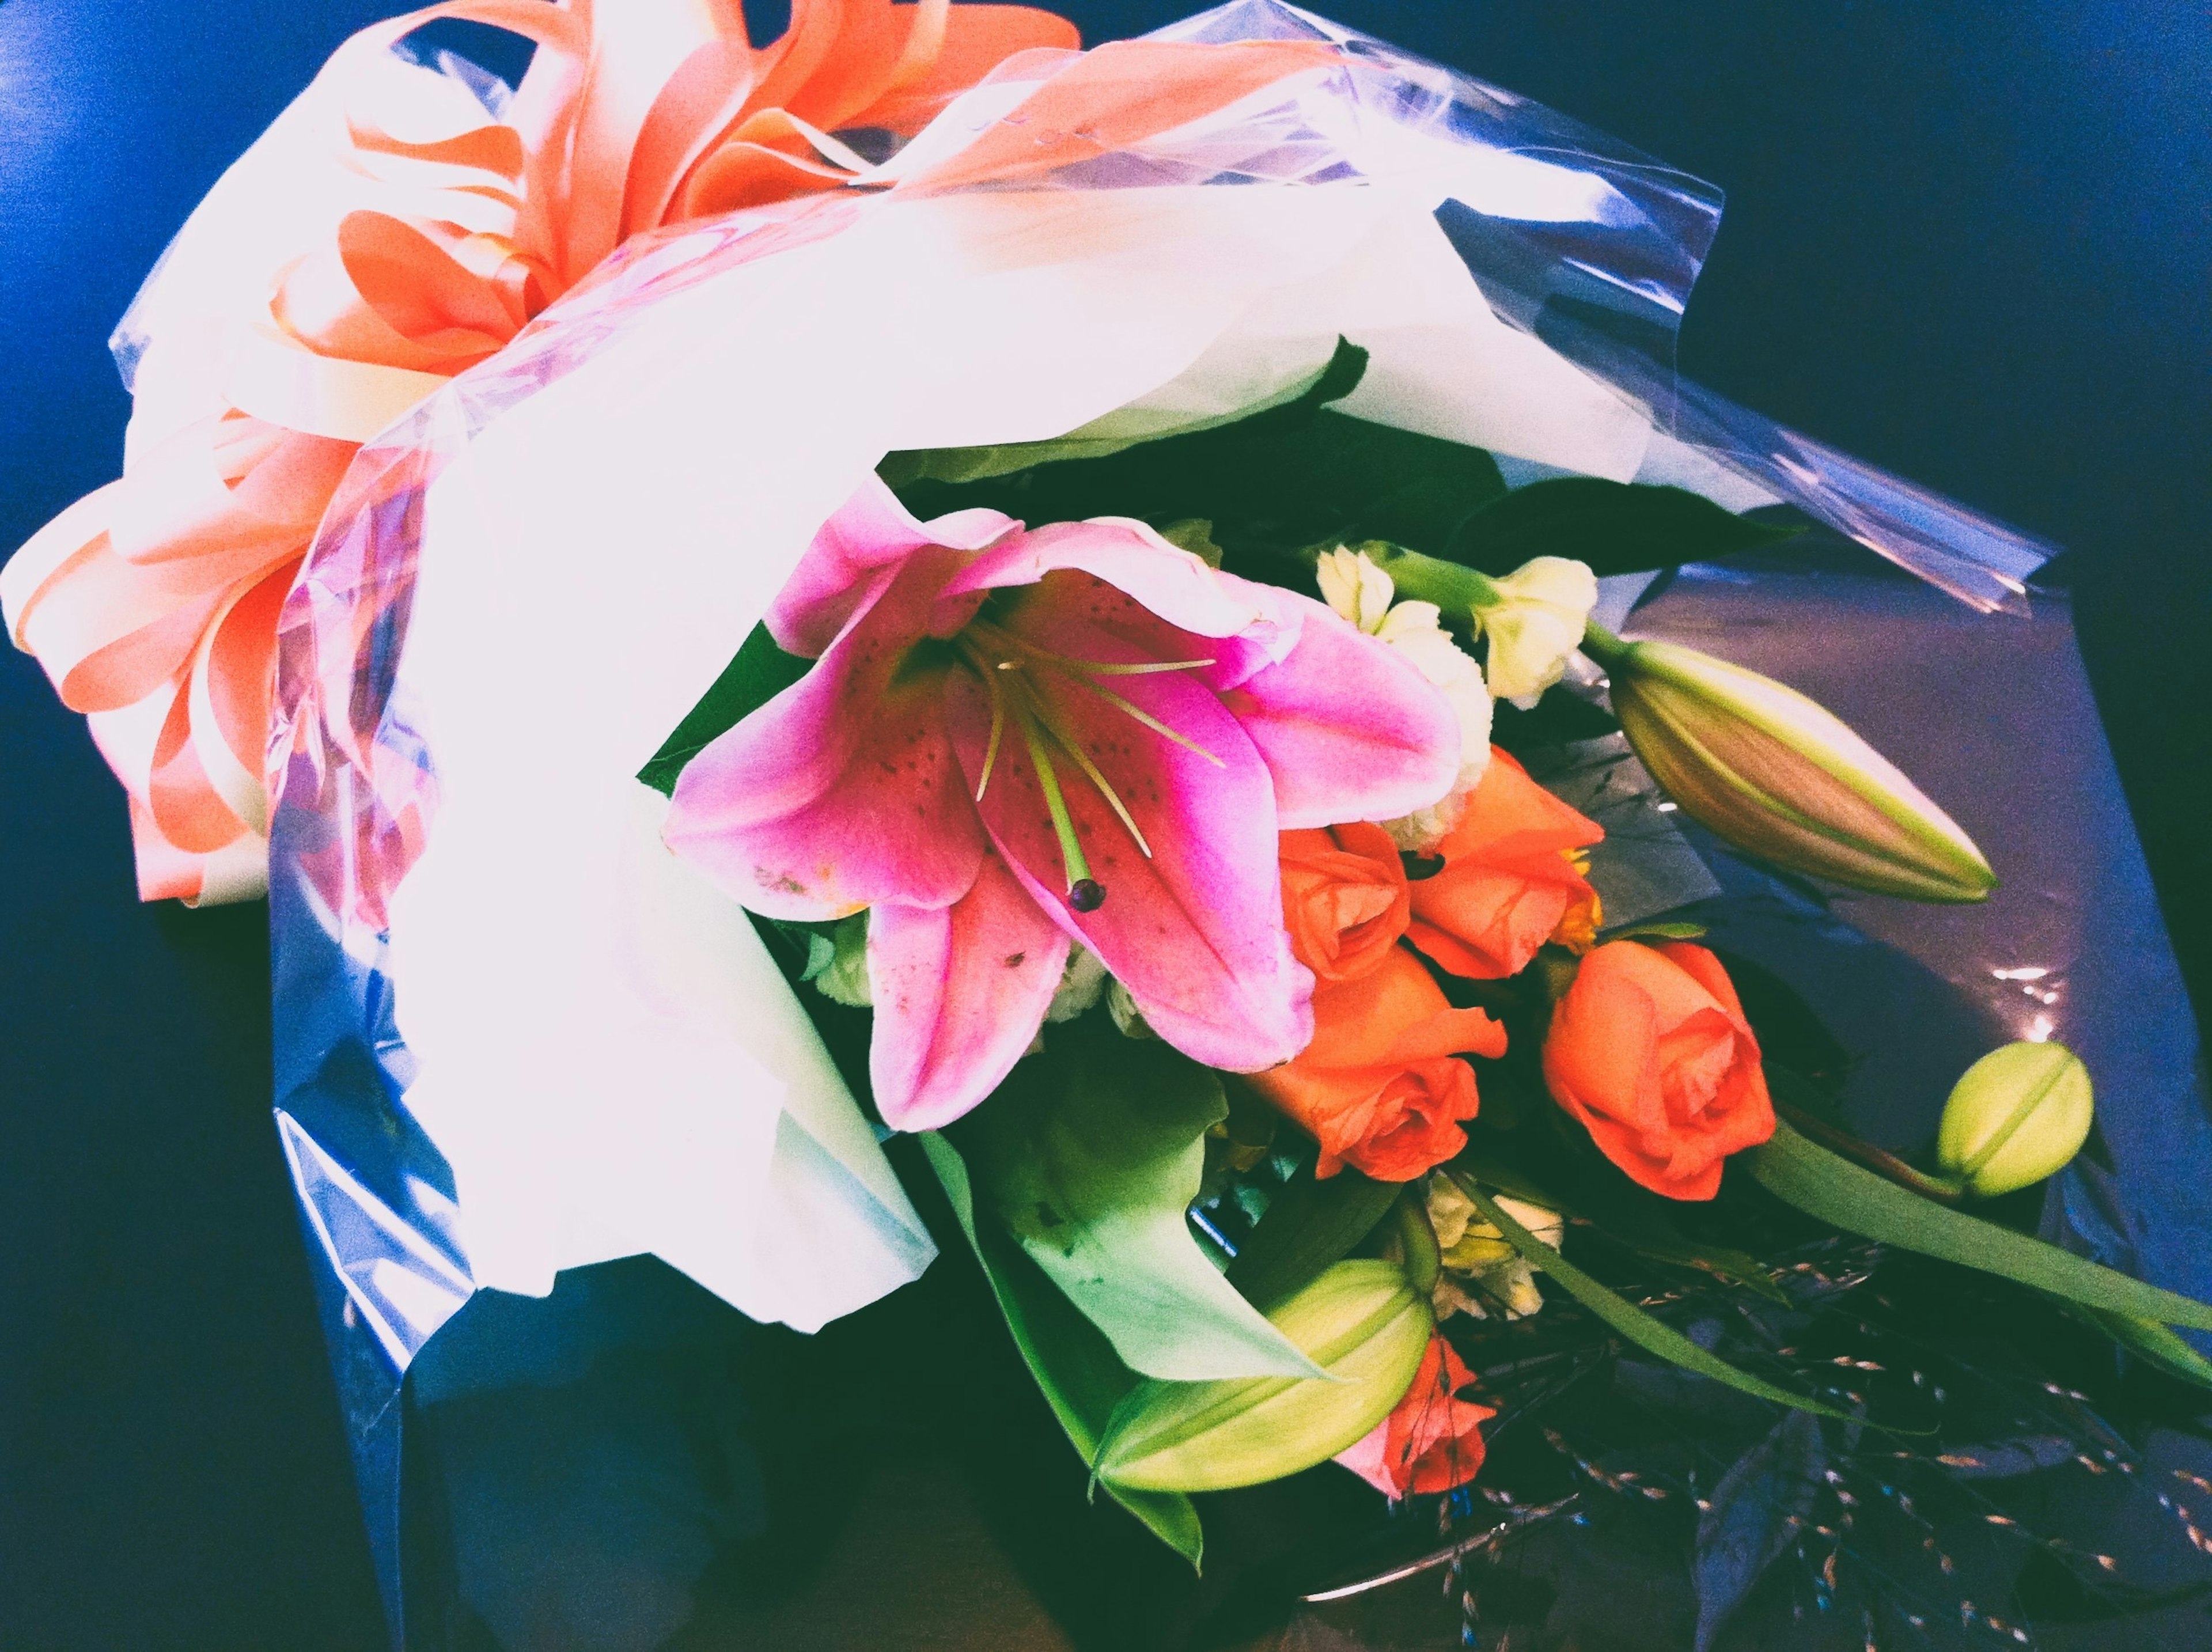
<box><xmin>1601</xmin><ymin>920</ymin><xmax>1711</xmax><ymax>943</ymax></box>
<box><xmin>1446</xmin><ymin>479</ymin><xmax>1803</xmax><ymax>578</ymax></box>
<box><xmin>1578</xmin><ymin>1200</ymin><xmax>1789</xmax><ymax>1305</ymax></box>
<box><xmin>879</xmin><ymin>340</ymin><xmax>1370</xmax><ymax>488</ymax></box>
<box><xmin>886</xmin><ymin>335</ymin><xmax>1508</xmax><ymax>572</ymax></box>
<box><xmin>1449</xmin><ymin>1143</ymin><xmax>1574</xmax><ymax>1213</ymax></box>
<box><xmin>1747</xmin><ymin>1120</ymin><xmax>2212</xmax><ymax>1332</ymax></box>
<box><xmin>950</xmin><ymin>1018</ymin><xmax>1322</xmax><ymax>1381</ymax></box>
<box><xmin>1452</xmin><ymin>1142</ymin><xmax>1786</xmax><ymax>1302</ymax></box>
<box><xmin>637</xmin><ymin>621</ymin><xmax>812</xmax><ymax>794</ymax></box>
<box><xmin>1222</xmin><ymin>1161</ymin><xmax>1401</xmax><ymax>1313</ymax></box>
<box><xmin>2082</xmin><ymin>1308</ymin><xmax>2212</xmax><ymax>1391</ymax></box>
<box><xmin>1456</xmin><ymin>1179</ymin><xmax>1865</xmax><ymax>1422</ymax></box>
<box><xmin>921</xmin><ymin>1134</ymin><xmax>1203</xmax><ymax>1565</ymax></box>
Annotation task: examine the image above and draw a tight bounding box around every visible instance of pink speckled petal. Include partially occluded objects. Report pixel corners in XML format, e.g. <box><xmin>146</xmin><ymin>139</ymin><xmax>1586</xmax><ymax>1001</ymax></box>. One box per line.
<box><xmin>664</xmin><ymin>550</ymin><xmax>984</xmax><ymax>919</ymax></box>
<box><xmin>868</xmin><ymin>848</ymin><xmax>1070</xmax><ymax>1131</ymax></box>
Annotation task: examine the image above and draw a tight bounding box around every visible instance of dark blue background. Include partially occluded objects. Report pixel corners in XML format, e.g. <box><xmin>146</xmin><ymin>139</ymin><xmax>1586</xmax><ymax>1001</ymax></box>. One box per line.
<box><xmin>3</xmin><ymin>1</ymin><xmax>2207</xmax><ymax>1646</ymax></box>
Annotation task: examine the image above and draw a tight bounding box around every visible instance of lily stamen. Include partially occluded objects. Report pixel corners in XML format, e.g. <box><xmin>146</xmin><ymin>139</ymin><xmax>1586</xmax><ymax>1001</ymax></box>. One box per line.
<box><xmin>1013</xmin><ymin>697</ymin><xmax>1101</xmax><ymax>906</ymax></box>
<box><xmin>1026</xmin><ymin>688</ymin><xmax>1154</xmax><ymax>859</ymax></box>
<box><xmin>955</xmin><ymin>620</ymin><xmax>1219</xmax><ymax>880</ymax></box>
<box><xmin>1031</xmin><ymin>651</ymin><xmax>1217</xmax><ymax>676</ymax></box>
<box><xmin>974</xmin><ymin>670</ymin><xmax>1007</xmax><ymax>802</ymax></box>
<box><xmin>1055</xmin><ymin>672</ymin><xmax>1228</xmax><ymax>770</ymax></box>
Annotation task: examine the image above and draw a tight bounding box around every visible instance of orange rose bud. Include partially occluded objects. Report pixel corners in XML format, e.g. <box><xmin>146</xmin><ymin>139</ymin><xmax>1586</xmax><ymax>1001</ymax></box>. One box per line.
<box><xmin>1335</xmin><ymin>1333</ymin><xmax>1495</xmax><ymax>1497</ymax></box>
<box><xmin>1541</xmin><ymin>941</ymin><xmax>1775</xmax><ymax>1201</ymax></box>
<box><xmin>1406</xmin><ymin>749</ymin><xmax>1603</xmax><ymax>982</ymax></box>
<box><xmin>1248</xmin><ymin>948</ymin><xmax>1506</xmax><ymax>1182</ymax></box>
<box><xmin>1280</xmin><ymin>823</ymin><xmax>1413</xmax><ymax>984</ymax></box>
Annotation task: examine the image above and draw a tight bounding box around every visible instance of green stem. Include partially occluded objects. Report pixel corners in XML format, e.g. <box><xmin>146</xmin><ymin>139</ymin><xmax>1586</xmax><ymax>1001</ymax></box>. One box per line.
<box><xmin>1389</xmin><ymin>1189</ymin><xmax>1442</xmax><ymax>1297</ymax></box>
<box><xmin>1576</xmin><ymin>617</ymin><xmax>1633</xmax><ymax>669</ymax></box>
<box><xmin>1349</xmin><ymin>543</ymin><xmax>1501</xmax><ymax>616</ymax></box>
<box><xmin>1771</xmin><ymin>1096</ymin><xmax>1966</xmax><ymax>1207</ymax></box>
<box><xmin>1015</xmin><ymin>704</ymin><xmax>1094</xmax><ymax>891</ymax></box>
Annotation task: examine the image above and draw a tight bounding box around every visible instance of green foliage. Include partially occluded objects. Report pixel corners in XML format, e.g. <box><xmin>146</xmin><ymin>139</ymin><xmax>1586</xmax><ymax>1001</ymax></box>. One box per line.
<box><xmin>1454</xmin><ymin>1125</ymin><xmax>1787</xmax><ymax>1301</ymax></box>
<box><xmin>1221</xmin><ymin>1160</ymin><xmax>1402</xmax><ymax>1313</ymax></box>
<box><xmin>2081</xmin><ymin>1308</ymin><xmax>2212</xmax><ymax>1391</ymax></box>
<box><xmin>1445</xmin><ymin>478</ymin><xmax>1802</xmax><ymax>578</ymax></box>
<box><xmin>921</xmin><ymin>1134</ymin><xmax>1204</xmax><ymax>1565</ymax></box>
<box><xmin>636</xmin><ymin>621</ymin><xmax>810</xmax><ymax>794</ymax></box>
<box><xmin>948</xmin><ymin>1016</ymin><xmax>1321</xmax><ymax>1381</ymax></box>
<box><xmin>1456</xmin><ymin>1180</ymin><xmax>1863</xmax><ymax>1420</ymax></box>
<box><xmin>1747</xmin><ymin>1120</ymin><xmax>2212</xmax><ymax>1332</ymax></box>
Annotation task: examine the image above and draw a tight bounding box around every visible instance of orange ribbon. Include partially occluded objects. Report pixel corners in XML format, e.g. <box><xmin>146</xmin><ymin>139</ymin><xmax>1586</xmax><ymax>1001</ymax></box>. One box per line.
<box><xmin>2</xmin><ymin>0</ymin><xmax>1078</xmax><ymax>902</ymax></box>
<box><xmin>5</xmin><ymin>0</ymin><xmax>1336</xmax><ymax>903</ymax></box>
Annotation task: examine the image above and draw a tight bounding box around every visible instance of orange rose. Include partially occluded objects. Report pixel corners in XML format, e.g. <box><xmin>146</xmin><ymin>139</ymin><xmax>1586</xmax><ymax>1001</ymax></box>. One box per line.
<box><xmin>1279</xmin><ymin>823</ymin><xmax>1412</xmax><ymax>984</ymax></box>
<box><xmin>1541</xmin><ymin>941</ymin><xmax>1775</xmax><ymax>1200</ymax></box>
<box><xmin>1335</xmin><ymin>1333</ymin><xmax>1494</xmax><ymax>1497</ymax></box>
<box><xmin>1406</xmin><ymin>748</ymin><xmax>1603</xmax><ymax>980</ymax></box>
<box><xmin>1247</xmin><ymin>948</ymin><xmax>1506</xmax><ymax>1181</ymax></box>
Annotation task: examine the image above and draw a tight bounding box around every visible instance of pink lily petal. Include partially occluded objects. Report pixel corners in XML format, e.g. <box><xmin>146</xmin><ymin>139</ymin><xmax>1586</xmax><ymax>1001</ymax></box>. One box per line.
<box><xmin>867</xmin><ymin>847</ymin><xmax>1070</xmax><ymax>1131</ymax></box>
<box><xmin>664</xmin><ymin>549</ymin><xmax>986</xmax><ymax>920</ymax></box>
<box><xmin>945</xmin><ymin>516</ymin><xmax>1298</xmax><ymax>685</ymax></box>
<box><xmin>945</xmin><ymin>573</ymin><xmax>1312</xmax><ymax>1072</ymax></box>
<box><xmin>768</xmin><ymin>475</ymin><xmax>1016</xmax><ymax>657</ymax></box>
<box><xmin>1222</xmin><ymin>601</ymin><xmax>1461</xmax><ymax>829</ymax></box>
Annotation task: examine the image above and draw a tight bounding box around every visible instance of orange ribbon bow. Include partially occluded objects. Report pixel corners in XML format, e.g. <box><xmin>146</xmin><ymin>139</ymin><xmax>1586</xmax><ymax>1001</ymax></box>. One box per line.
<box><xmin>2</xmin><ymin>0</ymin><xmax>1081</xmax><ymax>902</ymax></box>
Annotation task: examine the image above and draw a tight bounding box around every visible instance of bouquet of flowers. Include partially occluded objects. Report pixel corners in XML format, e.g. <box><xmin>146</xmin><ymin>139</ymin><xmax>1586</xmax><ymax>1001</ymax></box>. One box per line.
<box><xmin>12</xmin><ymin>0</ymin><xmax>2211</xmax><ymax>1645</ymax></box>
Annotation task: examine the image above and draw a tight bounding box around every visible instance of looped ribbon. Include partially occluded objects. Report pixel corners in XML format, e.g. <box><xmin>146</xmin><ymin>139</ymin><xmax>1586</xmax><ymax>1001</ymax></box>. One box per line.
<box><xmin>2</xmin><ymin>0</ymin><xmax>1085</xmax><ymax>902</ymax></box>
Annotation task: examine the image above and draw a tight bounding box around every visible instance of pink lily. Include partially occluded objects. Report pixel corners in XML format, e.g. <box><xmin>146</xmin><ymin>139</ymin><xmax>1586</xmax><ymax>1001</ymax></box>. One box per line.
<box><xmin>664</xmin><ymin>478</ymin><xmax>1461</xmax><ymax>1131</ymax></box>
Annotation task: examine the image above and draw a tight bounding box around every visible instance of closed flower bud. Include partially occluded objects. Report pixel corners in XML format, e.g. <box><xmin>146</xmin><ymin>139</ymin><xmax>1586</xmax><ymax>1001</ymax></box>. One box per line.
<box><xmin>1471</xmin><ymin>555</ymin><xmax>1599</xmax><ymax>702</ymax></box>
<box><xmin>1095</xmin><ymin>1260</ymin><xmax>1433</xmax><ymax>1492</ymax></box>
<box><xmin>1936</xmin><ymin>1039</ymin><xmax>2093</xmax><ymax>1198</ymax></box>
<box><xmin>1592</xmin><ymin>633</ymin><xmax>1996</xmax><ymax>903</ymax></box>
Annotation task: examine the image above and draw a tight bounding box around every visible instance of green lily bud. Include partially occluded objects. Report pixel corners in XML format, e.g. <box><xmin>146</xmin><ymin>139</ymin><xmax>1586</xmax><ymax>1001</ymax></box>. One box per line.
<box><xmin>1096</xmin><ymin>1260</ymin><xmax>1432</xmax><ymax>1492</ymax></box>
<box><xmin>1936</xmin><ymin>1040</ymin><xmax>2093</xmax><ymax>1198</ymax></box>
<box><xmin>1584</xmin><ymin>628</ymin><xmax>1996</xmax><ymax>903</ymax></box>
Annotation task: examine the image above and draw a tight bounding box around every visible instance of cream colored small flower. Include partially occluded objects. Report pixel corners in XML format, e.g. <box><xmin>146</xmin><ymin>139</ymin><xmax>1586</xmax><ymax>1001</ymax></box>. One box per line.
<box><xmin>1474</xmin><ymin>555</ymin><xmax>1599</xmax><ymax>701</ymax></box>
<box><xmin>1317</xmin><ymin>546</ymin><xmax>1396</xmax><ymax>634</ymax></box>
<box><xmin>1369</xmin><ymin>600</ymin><xmax>1493</xmax><ymax>851</ymax></box>
<box><xmin>1425</xmin><ymin>1176</ymin><xmax>1560</xmax><ymax>1322</ymax></box>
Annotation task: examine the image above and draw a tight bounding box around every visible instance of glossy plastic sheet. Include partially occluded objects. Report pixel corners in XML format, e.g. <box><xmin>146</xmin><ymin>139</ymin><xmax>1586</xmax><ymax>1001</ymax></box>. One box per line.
<box><xmin>239</xmin><ymin>2</ymin><xmax>2168</xmax><ymax>1643</ymax></box>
